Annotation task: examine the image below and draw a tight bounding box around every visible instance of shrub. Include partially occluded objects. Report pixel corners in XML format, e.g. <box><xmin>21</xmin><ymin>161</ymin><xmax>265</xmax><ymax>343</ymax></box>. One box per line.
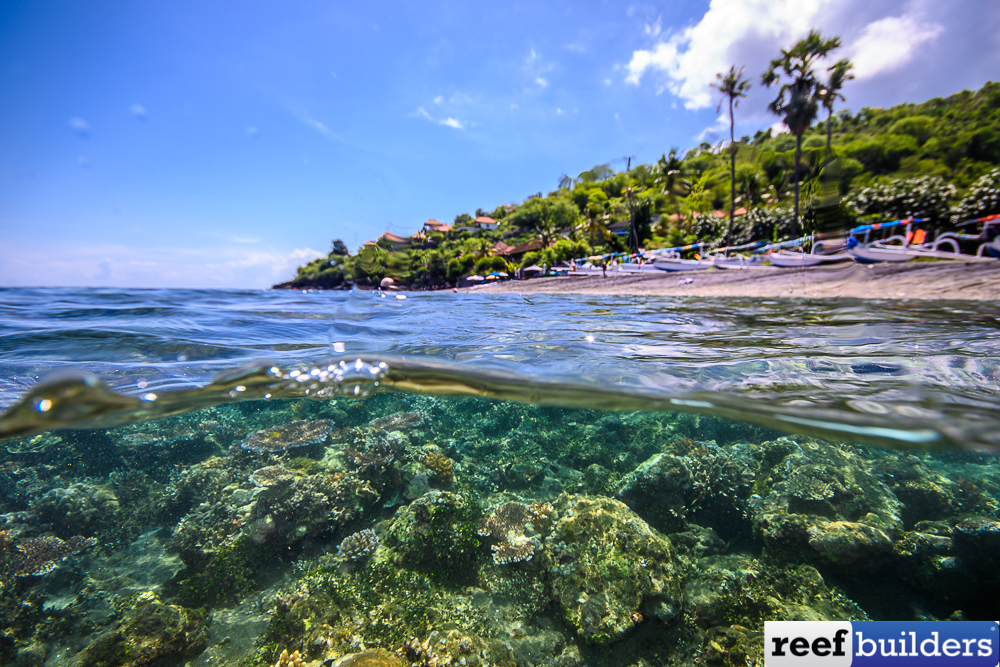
<box><xmin>845</xmin><ymin>175</ymin><xmax>955</xmax><ymax>225</ymax></box>
<box><xmin>952</xmin><ymin>168</ymin><xmax>1000</xmax><ymax>222</ymax></box>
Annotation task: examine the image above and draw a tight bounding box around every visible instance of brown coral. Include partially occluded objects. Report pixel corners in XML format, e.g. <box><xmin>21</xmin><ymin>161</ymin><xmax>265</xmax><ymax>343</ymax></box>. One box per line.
<box><xmin>424</xmin><ymin>449</ymin><xmax>454</xmax><ymax>485</ymax></box>
<box><xmin>476</xmin><ymin>501</ymin><xmax>553</xmax><ymax>565</ymax></box>
<box><xmin>241</xmin><ymin>419</ymin><xmax>332</xmax><ymax>453</ymax></box>
<box><xmin>249</xmin><ymin>465</ymin><xmax>295</xmax><ymax>488</ymax></box>
<box><xmin>273</xmin><ymin>649</ymin><xmax>306</xmax><ymax>667</ymax></box>
<box><xmin>13</xmin><ymin>535</ymin><xmax>97</xmax><ymax>577</ymax></box>
<box><xmin>492</xmin><ymin>537</ymin><xmax>537</xmax><ymax>565</ymax></box>
<box><xmin>338</xmin><ymin>528</ymin><xmax>380</xmax><ymax>560</ymax></box>
<box><xmin>367</xmin><ymin>411</ymin><xmax>425</xmax><ymax>433</ymax></box>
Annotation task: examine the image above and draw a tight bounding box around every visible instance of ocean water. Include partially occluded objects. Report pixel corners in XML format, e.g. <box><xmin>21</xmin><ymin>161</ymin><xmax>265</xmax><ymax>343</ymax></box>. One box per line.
<box><xmin>0</xmin><ymin>287</ymin><xmax>998</xmax><ymax>667</ymax></box>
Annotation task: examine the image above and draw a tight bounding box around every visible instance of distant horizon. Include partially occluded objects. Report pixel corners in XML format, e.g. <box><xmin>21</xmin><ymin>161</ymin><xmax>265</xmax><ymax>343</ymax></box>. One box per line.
<box><xmin>2</xmin><ymin>0</ymin><xmax>998</xmax><ymax>289</ymax></box>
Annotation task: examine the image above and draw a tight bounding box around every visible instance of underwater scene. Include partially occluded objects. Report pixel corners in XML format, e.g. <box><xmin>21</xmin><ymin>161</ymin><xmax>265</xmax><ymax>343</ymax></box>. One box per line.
<box><xmin>1</xmin><ymin>288</ymin><xmax>999</xmax><ymax>667</ymax></box>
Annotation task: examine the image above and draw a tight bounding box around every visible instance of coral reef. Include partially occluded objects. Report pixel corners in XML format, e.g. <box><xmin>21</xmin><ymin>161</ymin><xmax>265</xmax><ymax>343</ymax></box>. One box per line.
<box><xmin>32</xmin><ymin>482</ymin><xmax>120</xmax><ymax>537</ymax></box>
<box><xmin>332</xmin><ymin>650</ymin><xmax>406</xmax><ymax>667</ymax></box>
<box><xmin>338</xmin><ymin>528</ymin><xmax>380</xmax><ymax>560</ymax></box>
<box><xmin>273</xmin><ymin>648</ymin><xmax>306</xmax><ymax>666</ymax></box>
<box><xmin>541</xmin><ymin>494</ymin><xmax>681</xmax><ymax>644</ymax></box>
<box><xmin>384</xmin><ymin>490</ymin><xmax>482</xmax><ymax>579</ymax></box>
<box><xmin>344</xmin><ymin>432</ymin><xmax>405</xmax><ymax>485</ymax></box>
<box><xmin>241</xmin><ymin>420</ymin><xmax>333</xmax><ymax>453</ymax></box>
<box><xmin>424</xmin><ymin>448</ymin><xmax>455</xmax><ymax>486</ymax></box>
<box><xmin>12</xmin><ymin>535</ymin><xmax>97</xmax><ymax>577</ymax></box>
<box><xmin>617</xmin><ymin>444</ymin><xmax>756</xmax><ymax>536</ymax></box>
<box><xmin>367</xmin><ymin>411</ymin><xmax>426</xmax><ymax>433</ymax></box>
<box><xmin>249</xmin><ymin>471</ymin><xmax>378</xmax><ymax>545</ymax></box>
<box><xmin>749</xmin><ymin>440</ymin><xmax>903</xmax><ymax>569</ymax></box>
<box><xmin>477</xmin><ymin>501</ymin><xmax>553</xmax><ymax>565</ymax></box>
<box><xmin>4</xmin><ymin>393</ymin><xmax>1000</xmax><ymax>667</ymax></box>
<box><xmin>250</xmin><ymin>465</ymin><xmax>296</xmax><ymax>488</ymax></box>
<box><xmin>67</xmin><ymin>593</ymin><xmax>209</xmax><ymax>667</ymax></box>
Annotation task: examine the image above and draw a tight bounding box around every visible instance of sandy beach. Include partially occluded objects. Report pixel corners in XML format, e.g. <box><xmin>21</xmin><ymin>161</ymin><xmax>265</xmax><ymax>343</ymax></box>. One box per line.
<box><xmin>470</xmin><ymin>259</ymin><xmax>1000</xmax><ymax>300</ymax></box>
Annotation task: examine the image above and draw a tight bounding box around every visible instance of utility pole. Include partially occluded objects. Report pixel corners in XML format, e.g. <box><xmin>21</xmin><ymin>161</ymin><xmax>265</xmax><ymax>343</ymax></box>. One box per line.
<box><xmin>626</xmin><ymin>157</ymin><xmax>637</xmax><ymax>254</ymax></box>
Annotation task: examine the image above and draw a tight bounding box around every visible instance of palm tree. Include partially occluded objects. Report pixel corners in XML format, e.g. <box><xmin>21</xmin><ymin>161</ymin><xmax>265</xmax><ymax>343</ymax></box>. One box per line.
<box><xmin>818</xmin><ymin>59</ymin><xmax>854</xmax><ymax>155</ymax></box>
<box><xmin>711</xmin><ymin>66</ymin><xmax>752</xmax><ymax>250</ymax></box>
<box><xmin>656</xmin><ymin>148</ymin><xmax>690</xmax><ymax>219</ymax></box>
<box><xmin>762</xmin><ymin>30</ymin><xmax>843</xmax><ymax>236</ymax></box>
<box><xmin>535</xmin><ymin>216</ymin><xmax>559</xmax><ymax>249</ymax></box>
<box><xmin>558</xmin><ymin>174</ymin><xmax>573</xmax><ymax>190</ymax></box>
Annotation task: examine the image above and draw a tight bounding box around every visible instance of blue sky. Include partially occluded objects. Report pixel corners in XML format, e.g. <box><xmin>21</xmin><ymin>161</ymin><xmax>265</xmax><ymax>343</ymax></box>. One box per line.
<box><xmin>1</xmin><ymin>0</ymin><xmax>998</xmax><ymax>288</ymax></box>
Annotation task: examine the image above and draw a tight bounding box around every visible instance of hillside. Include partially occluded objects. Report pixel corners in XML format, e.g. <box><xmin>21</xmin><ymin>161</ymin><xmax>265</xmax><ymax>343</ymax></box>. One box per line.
<box><xmin>276</xmin><ymin>82</ymin><xmax>1000</xmax><ymax>290</ymax></box>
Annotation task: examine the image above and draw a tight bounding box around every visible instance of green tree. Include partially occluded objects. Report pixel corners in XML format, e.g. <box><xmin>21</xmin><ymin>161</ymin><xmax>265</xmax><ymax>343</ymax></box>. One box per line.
<box><xmin>655</xmin><ymin>148</ymin><xmax>690</xmax><ymax>218</ymax></box>
<box><xmin>762</xmin><ymin>30</ymin><xmax>843</xmax><ymax>236</ymax></box>
<box><xmin>711</xmin><ymin>65</ymin><xmax>752</xmax><ymax>249</ymax></box>
<box><xmin>534</xmin><ymin>216</ymin><xmax>560</xmax><ymax>249</ymax></box>
<box><xmin>330</xmin><ymin>239</ymin><xmax>349</xmax><ymax>256</ymax></box>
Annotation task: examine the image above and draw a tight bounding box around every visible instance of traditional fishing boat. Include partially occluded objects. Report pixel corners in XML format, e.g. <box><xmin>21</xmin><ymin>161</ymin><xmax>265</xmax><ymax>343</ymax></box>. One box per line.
<box><xmin>653</xmin><ymin>255</ymin><xmax>715</xmax><ymax>272</ymax></box>
<box><xmin>712</xmin><ymin>254</ymin><xmax>769</xmax><ymax>270</ymax></box>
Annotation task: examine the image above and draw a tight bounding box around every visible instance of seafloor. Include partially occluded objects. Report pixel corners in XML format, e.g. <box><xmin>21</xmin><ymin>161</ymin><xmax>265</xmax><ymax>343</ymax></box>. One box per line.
<box><xmin>1</xmin><ymin>395</ymin><xmax>998</xmax><ymax>667</ymax></box>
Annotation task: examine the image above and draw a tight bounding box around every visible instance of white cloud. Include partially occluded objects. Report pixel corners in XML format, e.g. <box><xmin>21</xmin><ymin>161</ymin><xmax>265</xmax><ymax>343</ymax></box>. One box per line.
<box><xmin>288</xmin><ymin>107</ymin><xmax>340</xmax><ymax>139</ymax></box>
<box><xmin>849</xmin><ymin>15</ymin><xmax>943</xmax><ymax>79</ymax></box>
<box><xmin>416</xmin><ymin>106</ymin><xmax>465</xmax><ymax>130</ymax></box>
<box><xmin>624</xmin><ymin>0</ymin><xmax>831</xmax><ymax>108</ymax></box>
<box><xmin>696</xmin><ymin>113</ymin><xmax>731</xmax><ymax>141</ymax></box>
<box><xmin>769</xmin><ymin>121</ymin><xmax>790</xmax><ymax>135</ymax></box>
<box><xmin>623</xmin><ymin>0</ymin><xmax>951</xmax><ymax>110</ymax></box>
<box><xmin>433</xmin><ymin>95</ymin><xmax>444</xmax><ymax>104</ymax></box>
<box><xmin>526</xmin><ymin>48</ymin><xmax>538</xmax><ymax>64</ymax></box>
<box><xmin>535</xmin><ymin>77</ymin><xmax>549</xmax><ymax>88</ymax></box>
<box><xmin>644</xmin><ymin>18</ymin><xmax>662</xmax><ymax>38</ymax></box>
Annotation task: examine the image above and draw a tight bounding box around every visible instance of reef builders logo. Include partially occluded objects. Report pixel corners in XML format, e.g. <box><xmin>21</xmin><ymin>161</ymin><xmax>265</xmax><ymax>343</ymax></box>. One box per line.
<box><xmin>765</xmin><ymin>621</ymin><xmax>998</xmax><ymax>666</ymax></box>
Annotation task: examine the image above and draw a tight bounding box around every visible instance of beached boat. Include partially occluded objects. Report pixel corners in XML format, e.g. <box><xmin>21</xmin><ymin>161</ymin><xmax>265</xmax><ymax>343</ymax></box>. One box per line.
<box><xmin>769</xmin><ymin>250</ymin><xmax>852</xmax><ymax>267</ymax></box>
<box><xmin>713</xmin><ymin>254</ymin><xmax>769</xmax><ymax>270</ymax></box>
<box><xmin>653</xmin><ymin>256</ymin><xmax>715</xmax><ymax>272</ymax></box>
<box><xmin>614</xmin><ymin>262</ymin><xmax>661</xmax><ymax>273</ymax></box>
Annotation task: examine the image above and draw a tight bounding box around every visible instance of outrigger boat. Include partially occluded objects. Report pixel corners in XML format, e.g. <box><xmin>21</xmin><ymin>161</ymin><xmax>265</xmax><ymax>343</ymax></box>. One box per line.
<box><xmin>769</xmin><ymin>239</ymin><xmax>852</xmax><ymax>267</ymax></box>
<box><xmin>712</xmin><ymin>254</ymin><xmax>769</xmax><ymax>270</ymax></box>
<box><xmin>653</xmin><ymin>254</ymin><xmax>714</xmax><ymax>272</ymax></box>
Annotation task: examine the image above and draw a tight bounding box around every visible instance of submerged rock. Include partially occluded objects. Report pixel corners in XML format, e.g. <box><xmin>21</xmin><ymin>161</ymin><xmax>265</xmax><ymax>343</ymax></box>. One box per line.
<box><xmin>32</xmin><ymin>482</ymin><xmax>120</xmax><ymax>538</ymax></box>
<box><xmin>69</xmin><ymin>593</ymin><xmax>209</xmax><ymax>667</ymax></box>
<box><xmin>249</xmin><ymin>471</ymin><xmax>378</xmax><ymax>545</ymax></box>
<box><xmin>750</xmin><ymin>440</ymin><xmax>903</xmax><ymax>569</ymax></box>
<box><xmin>617</xmin><ymin>444</ymin><xmax>756</xmax><ymax>536</ymax></box>
<box><xmin>541</xmin><ymin>494</ymin><xmax>681</xmax><ymax>644</ymax></box>
<box><xmin>384</xmin><ymin>490</ymin><xmax>482</xmax><ymax>578</ymax></box>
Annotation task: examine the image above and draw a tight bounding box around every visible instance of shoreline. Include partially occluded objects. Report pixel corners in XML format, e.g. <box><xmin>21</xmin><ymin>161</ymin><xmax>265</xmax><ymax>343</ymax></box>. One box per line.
<box><xmin>462</xmin><ymin>259</ymin><xmax>1000</xmax><ymax>300</ymax></box>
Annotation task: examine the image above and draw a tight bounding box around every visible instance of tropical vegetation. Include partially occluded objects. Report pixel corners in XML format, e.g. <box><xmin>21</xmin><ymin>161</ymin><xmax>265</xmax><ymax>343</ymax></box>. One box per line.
<box><xmin>277</xmin><ymin>73</ymin><xmax>1000</xmax><ymax>290</ymax></box>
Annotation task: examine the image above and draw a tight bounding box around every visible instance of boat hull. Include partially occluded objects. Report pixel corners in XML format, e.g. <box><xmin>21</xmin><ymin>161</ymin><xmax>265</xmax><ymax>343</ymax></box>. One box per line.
<box><xmin>769</xmin><ymin>252</ymin><xmax>852</xmax><ymax>268</ymax></box>
<box><xmin>653</xmin><ymin>258</ymin><xmax>714</xmax><ymax>272</ymax></box>
<box><xmin>713</xmin><ymin>256</ymin><xmax>768</xmax><ymax>270</ymax></box>
<box><xmin>848</xmin><ymin>246</ymin><xmax>918</xmax><ymax>264</ymax></box>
